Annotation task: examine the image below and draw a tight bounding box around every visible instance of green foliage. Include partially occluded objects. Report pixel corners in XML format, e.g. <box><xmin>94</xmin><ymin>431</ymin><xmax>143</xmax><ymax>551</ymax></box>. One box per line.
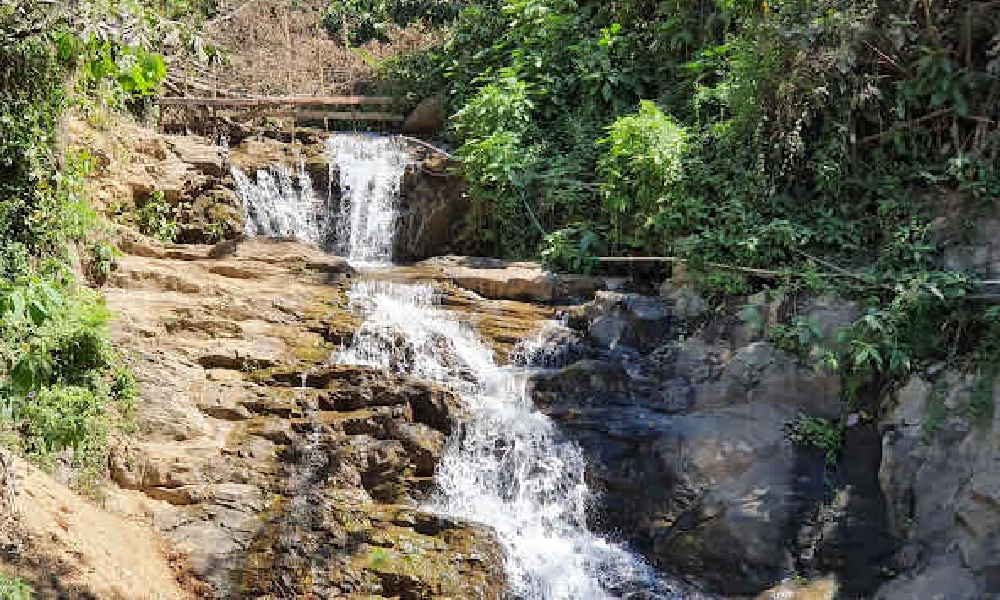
<box><xmin>784</xmin><ymin>413</ymin><xmax>842</xmax><ymax>466</ymax></box>
<box><xmin>540</xmin><ymin>224</ymin><xmax>604</xmax><ymax>273</ymax></box>
<box><xmin>88</xmin><ymin>240</ymin><xmax>121</xmax><ymax>285</ymax></box>
<box><xmin>770</xmin><ymin>316</ymin><xmax>824</xmax><ymax>361</ymax></box>
<box><xmin>922</xmin><ymin>379</ymin><xmax>950</xmax><ymax>441</ymax></box>
<box><xmin>598</xmin><ymin>101</ymin><xmax>687</xmax><ymax>251</ymax></box>
<box><xmin>968</xmin><ymin>373</ymin><xmax>995</xmax><ymax>422</ymax></box>
<box><xmin>0</xmin><ymin>272</ymin><xmax>132</xmax><ymax>475</ymax></box>
<box><xmin>57</xmin><ymin>32</ymin><xmax>168</xmax><ymax>117</ymax></box>
<box><xmin>154</xmin><ymin>0</ymin><xmax>218</xmax><ymax>22</ymax></box>
<box><xmin>0</xmin><ymin>4</ymin><xmax>139</xmax><ymax>484</ymax></box>
<box><xmin>137</xmin><ymin>191</ymin><xmax>180</xmax><ymax>242</ymax></box>
<box><xmin>403</xmin><ymin>0</ymin><xmax>1000</xmax><ymax>430</ymax></box>
<box><xmin>376</xmin><ymin>48</ymin><xmax>447</xmax><ymax>108</ymax></box>
<box><xmin>835</xmin><ymin>270</ymin><xmax>975</xmax><ymax>397</ymax></box>
<box><xmin>14</xmin><ymin>386</ymin><xmax>108</xmax><ymax>457</ymax></box>
<box><xmin>324</xmin><ymin>0</ymin><xmax>465</xmax><ymax>45</ymax></box>
<box><xmin>0</xmin><ymin>573</ymin><xmax>33</xmax><ymax>600</ymax></box>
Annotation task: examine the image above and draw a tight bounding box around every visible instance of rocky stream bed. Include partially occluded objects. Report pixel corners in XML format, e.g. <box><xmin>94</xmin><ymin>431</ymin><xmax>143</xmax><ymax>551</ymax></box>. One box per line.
<box><xmin>1</xmin><ymin>120</ymin><xmax>996</xmax><ymax>600</ymax></box>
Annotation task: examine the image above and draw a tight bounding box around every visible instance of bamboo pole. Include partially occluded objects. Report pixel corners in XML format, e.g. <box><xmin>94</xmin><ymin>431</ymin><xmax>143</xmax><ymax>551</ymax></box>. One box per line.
<box><xmin>217</xmin><ymin>109</ymin><xmax>404</xmax><ymax>122</ymax></box>
<box><xmin>155</xmin><ymin>96</ymin><xmax>398</xmax><ymax>108</ymax></box>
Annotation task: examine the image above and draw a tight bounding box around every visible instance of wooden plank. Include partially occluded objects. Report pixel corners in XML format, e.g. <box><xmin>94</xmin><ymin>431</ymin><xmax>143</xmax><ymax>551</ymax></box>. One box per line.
<box><xmin>218</xmin><ymin>109</ymin><xmax>405</xmax><ymax>122</ymax></box>
<box><xmin>156</xmin><ymin>95</ymin><xmax>397</xmax><ymax>108</ymax></box>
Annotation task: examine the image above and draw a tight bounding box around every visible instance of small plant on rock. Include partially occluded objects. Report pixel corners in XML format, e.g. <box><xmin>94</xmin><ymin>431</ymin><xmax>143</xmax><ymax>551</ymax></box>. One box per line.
<box><xmin>784</xmin><ymin>413</ymin><xmax>842</xmax><ymax>466</ymax></box>
<box><xmin>137</xmin><ymin>191</ymin><xmax>179</xmax><ymax>242</ymax></box>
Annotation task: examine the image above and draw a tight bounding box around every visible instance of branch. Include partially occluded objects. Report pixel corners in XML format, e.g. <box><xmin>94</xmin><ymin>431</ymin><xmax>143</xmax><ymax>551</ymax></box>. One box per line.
<box><xmin>793</xmin><ymin>249</ymin><xmax>895</xmax><ymax>291</ymax></box>
<box><xmin>859</xmin><ymin>108</ymin><xmax>952</xmax><ymax>144</ymax></box>
<box><xmin>398</xmin><ymin>135</ymin><xmax>454</xmax><ymax>160</ymax></box>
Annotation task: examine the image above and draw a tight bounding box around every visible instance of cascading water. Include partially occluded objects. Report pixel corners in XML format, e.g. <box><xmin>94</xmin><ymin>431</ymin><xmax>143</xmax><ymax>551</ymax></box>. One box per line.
<box><xmin>235</xmin><ymin>132</ymin><xmax>687</xmax><ymax>597</ymax></box>
<box><xmin>338</xmin><ymin>281</ymin><xmax>683</xmax><ymax>599</ymax></box>
<box><xmin>233</xmin><ymin>161</ymin><xmax>325</xmax><ymax>243</ymax></box>
<box><xmin>325</xmin><ymin>135</ymin><xmax>411</xmax><ymax>265</ymax></box>
<box><xmin>323</xmin><ymin>135</ymin><xmax>687</xmax><ymax>598</ymax></box>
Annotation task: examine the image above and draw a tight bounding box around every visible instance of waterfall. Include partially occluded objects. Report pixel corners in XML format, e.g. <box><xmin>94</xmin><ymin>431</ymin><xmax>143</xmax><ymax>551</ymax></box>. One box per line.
<box><xmin>337</xmin><ymin>281</ymin><xmax>681</xmax><ymax>599</ymax></box>
<box><xmin>325</xmin><ymin>135</ymin><xmax>411</xmax><ymax>265</ymax></box>
<box><xmin>231</xmin><ymin>135</ymin><xmax>408</xmax><ymax>258</ymax></box>
<box><xmin>233</xmin><ymin>161</ymin><xmax>325</xmax><ymax>243</ymax></box>
<box><xmin>233</xmin><ymin>133</ymin><xmax>687</xmax><ymax>598</ymax></box>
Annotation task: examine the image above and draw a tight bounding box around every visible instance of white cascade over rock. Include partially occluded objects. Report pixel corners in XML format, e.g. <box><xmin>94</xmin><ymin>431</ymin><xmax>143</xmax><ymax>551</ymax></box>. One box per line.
<box><xmin>232</xmin><ymin>160</ymin><xmax>325</xmax><ymax>243</ymax></box>
<box><xmin>325</xmin><ymin>134</ymin><xmax>411</xmax><ymax>266</ymax></box>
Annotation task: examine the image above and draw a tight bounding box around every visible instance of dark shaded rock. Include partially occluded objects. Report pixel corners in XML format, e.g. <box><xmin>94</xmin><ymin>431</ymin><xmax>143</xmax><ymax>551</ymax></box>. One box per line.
<box><xmin>877</xmin><ymin>372</ymin><xmax>1000</xmax><ymax>599</ymax></box>
<box><xmin>530</xmin><ymin>289</ymin><xmax>875</xmax><ymax>595</ymax></box>
<box><xmin>583</xmin><ymin>291</ymin><xmax>674</xmax><ymax>352</ymax></box>
<box><xmin>402</xmin><ymin>96</ymin><xmax>447</xmax><ymax>135</ymax></box>
<box><xmin>393</xmin><ymin>161</ymin><xmax>470</xmax><ymax>262</ymax></box>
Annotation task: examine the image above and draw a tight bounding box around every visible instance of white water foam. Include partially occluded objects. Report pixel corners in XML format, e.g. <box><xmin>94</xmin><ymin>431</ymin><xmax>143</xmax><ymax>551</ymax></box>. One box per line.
<box><xmin>233</xmin><ymin>161</ymin><xmax>325</xmax><ymax>243</ymax></box>
<box><xmin>337</xmin><ymin>280</ymin><xmax>682</xmax><ymax>599</ymax></box>
<box><xmin>236</xmin><ymin>133</ymin><xmax>685</xmax><ymax>598</ymax></box>
<box><xmin>325</xmin><ymin>135</ymin><xmax>411</xmax><ymax>266</ymax></box>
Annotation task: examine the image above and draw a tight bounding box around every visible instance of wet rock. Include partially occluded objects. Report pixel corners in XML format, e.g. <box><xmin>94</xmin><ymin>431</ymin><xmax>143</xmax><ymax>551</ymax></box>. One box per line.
<box><xmin>99</xmin><ymin>227</ymin><xmax>508</xmax><ymax>598</ymax></box>
<box><xmin>583</xmin><ymin>291</ymin><xmax>674</xmax><ymax>352</ymax></box>
<box><xmin>394</xmin><ymin>162</ymin><xmax>469</xmax><ymax>262</ymax></box>
<box><xmin>531</xmin><ymin>288</ymin><xmax>866</xmax><ymax>595</ymax></box>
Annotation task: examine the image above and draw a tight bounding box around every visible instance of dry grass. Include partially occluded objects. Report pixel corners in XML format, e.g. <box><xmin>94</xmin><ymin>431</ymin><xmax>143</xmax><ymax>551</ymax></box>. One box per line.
<box><xmin>170</xmin><ymin>0</ymin><xmax>444</xmax><ymax>97</ymax></box>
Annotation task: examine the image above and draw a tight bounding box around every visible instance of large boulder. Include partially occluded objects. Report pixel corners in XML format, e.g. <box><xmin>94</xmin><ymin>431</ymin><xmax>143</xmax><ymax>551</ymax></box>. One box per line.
<box><xmin>580</xmin><ymin>291</ymin><xmax>675</xmax><ymax>352</ymax></box>
<box><xmin>877</xmin><ymin>372</ymin><xmax>1000</xmax><ymax>598</ymax></box>
<box><xmin>402</xmin><ymin>96</ymin><xmax>447</xmax><ymax>135</ymax></box>
<box><xmin>525</xmin><ymin>288</ymin><xmax>895</xmax><ymax>596</ymax></box>
<box><xmin>393</xmin><ymin>156</ymin><xmax>470</xmax><ymax>261</ymax></box>
<box><xmin>532</xmin><ymin>354</ymin><xmax>823</xmax><ymax>595</ymax></box>
<box><xmin>425</xmin><ymin>256</ymin><xmax>607</xmax><ymax>303</ymax></box>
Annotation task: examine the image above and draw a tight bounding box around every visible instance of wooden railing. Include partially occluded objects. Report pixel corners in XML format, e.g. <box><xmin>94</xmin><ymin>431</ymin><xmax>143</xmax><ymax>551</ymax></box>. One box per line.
<box><xmin>154</xmin><ymin>93</ymin><xmax>406</xmax><ymax>133</ymax></box>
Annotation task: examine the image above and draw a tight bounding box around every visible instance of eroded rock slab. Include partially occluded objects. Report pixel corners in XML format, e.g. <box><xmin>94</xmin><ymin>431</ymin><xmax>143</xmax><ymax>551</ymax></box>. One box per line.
<box><xmin>100</xmin><ymin>231</ymin><xmax>513</xmax><ymax>598</ymax></box>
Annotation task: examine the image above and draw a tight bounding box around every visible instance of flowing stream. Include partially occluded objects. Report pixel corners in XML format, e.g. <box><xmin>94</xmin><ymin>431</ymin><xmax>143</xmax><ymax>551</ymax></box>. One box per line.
<box><xmin>238</xmin><ymin>135</ymin><xmax>682</xmax><ymax>599</ymax></box>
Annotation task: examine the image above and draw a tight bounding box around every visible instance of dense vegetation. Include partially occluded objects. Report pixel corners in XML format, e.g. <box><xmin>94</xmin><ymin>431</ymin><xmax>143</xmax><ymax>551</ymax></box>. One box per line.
<box><xmin>3</xmin><ymin>0</ymin><xmax>997</xmax><ymax>481</ymax></box>
<box><xmin>0</xmin><ymin>0</ymin><xmax>168</xmax><ymax>486</ymax></box>
<box><xmin>375</xmin><ymin>0</ymin><xmax>1000</xmax><ymax>454</ymax></box>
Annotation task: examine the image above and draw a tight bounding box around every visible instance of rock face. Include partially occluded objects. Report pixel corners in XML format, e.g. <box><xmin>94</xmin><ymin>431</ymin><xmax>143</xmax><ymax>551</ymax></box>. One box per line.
<box><xmin>421</xmin><ymin>255</ymin><xmax>607</xmax><ymax>303</ymax></box>
<box><xmin>99</xmin><ymin>232</ymin><xmax>510</xmax><ymax>599</ymax></box>
<box><xmin>528</xmin><ymin>287</ymin><xmax>890</xmax><ymax>596</ymax></box>
<box><xmin>876</xmin><ymin>372</ymin><xmax>1000</xmax><ymax>599</ymax></box>
<box><xmin>66</xmin><ymin>115</ymin><xmax>243</xmax><ymax>244</ymax></box>
<box><xmin>394</xmin><ymin>153</ymin><xmax>471</xmax><ymax>261</ymax></box>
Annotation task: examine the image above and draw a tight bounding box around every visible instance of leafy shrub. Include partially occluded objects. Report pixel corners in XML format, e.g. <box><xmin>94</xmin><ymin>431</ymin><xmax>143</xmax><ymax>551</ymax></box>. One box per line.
<box><xmin>0</xmin><ymin>573</ymin><xmax>33</xmax><ymax>600</ymax></box>
<box><xmin>598</xmin><ymin>101</ymin><xmax>687</xmax><ymax>250</ymax></box>
<box><xmin>14</xmin><ymin>386</ymin><xmax>107</xmax><ymax>457</ymax></box>
<box><xmin>540</xmin><ymin>224</ymin><xmax>604</xmax><ymax>273</ymax></box>
<box><xmin>324</xmin><ymin>0</ymin><xmax>465</xmax><ymax>45</ymax></box>
<box><xmin>88</xmin><ymin>240</ymin><xmax>121</xmax><ymax>285</ymax></box>
<box><xmin>770</xmin><ymin>316</ymin><xmax>825</xmax><ymax>361</ymax></box>
<box><xmin>0</xmin><ymin>0</ymin><xmax>142</xmax><ymax>487</ymax></box>
<box><xmin>137</xmin><ymin>191</ymin><xmax>180</xmax><ymax>242</ymax></box>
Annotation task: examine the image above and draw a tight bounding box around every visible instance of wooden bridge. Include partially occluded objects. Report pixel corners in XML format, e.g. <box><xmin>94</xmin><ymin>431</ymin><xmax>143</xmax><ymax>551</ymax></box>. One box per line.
<box><xmin>155</xmin><ymin>93</ymin><xmax>408</xmax><ymax>134</ymax></box>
